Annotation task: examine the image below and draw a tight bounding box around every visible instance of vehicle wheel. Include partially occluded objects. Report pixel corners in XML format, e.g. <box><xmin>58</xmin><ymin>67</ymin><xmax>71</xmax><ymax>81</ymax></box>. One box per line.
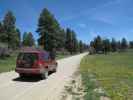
<box><xmin>19</xmin><ymin>74</ymin><xmax>25</xmax><ymax>78</ymax></box>
<box><xmin>53</xmin><ymin>68</ymin><xmax>57</xmax><ymax>73</ymax></box>
<box><xmin>41</xmin><ymin>71</ymin><xmax>48</xmax><ymax>79</ymax></box>
<box><xmin>53</xmin><ymin>64</ymin><xmax>57</xmax><ymax>73</ymax></box>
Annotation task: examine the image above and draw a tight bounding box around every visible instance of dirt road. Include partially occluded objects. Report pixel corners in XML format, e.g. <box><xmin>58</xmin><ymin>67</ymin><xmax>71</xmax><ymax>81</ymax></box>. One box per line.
<box><xmin>0</xmin><ymin>53</ymin><xmax>87</xmax><ymax>100</ymax></box>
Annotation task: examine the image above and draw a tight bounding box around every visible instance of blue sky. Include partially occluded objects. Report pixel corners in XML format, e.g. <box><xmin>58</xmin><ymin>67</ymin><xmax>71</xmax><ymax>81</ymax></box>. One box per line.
<box><xmin>0</xmin><ymin>0</ymin><xmax>133</xmax><ymax>43</ymax></box>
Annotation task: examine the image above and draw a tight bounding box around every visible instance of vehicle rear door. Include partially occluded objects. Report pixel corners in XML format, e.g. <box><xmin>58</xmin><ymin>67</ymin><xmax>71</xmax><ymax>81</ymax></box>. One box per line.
<box><xmin>17</xmin><ymin>53</ymin><xmax>38</xmax><ymax>68</ymax></box>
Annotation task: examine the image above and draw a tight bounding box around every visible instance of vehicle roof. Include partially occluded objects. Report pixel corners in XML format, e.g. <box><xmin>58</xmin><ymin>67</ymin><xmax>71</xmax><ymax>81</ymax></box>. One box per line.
<box><xmin>20</xmin><ymin>47</ymin><xmax>49</xmax><ymax>54</ymax></box>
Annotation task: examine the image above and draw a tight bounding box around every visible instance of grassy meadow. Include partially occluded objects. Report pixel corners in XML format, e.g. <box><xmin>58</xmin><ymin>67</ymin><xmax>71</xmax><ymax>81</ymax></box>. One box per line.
<box><xmin>0</xmin><ymin>54</ymin><xmax>17</xmax><ymax>73</ymax></box>
<box><xmin>80</xmin><ymin>50</ymin><xmax>133</xmax><ymax>100</ymax></box>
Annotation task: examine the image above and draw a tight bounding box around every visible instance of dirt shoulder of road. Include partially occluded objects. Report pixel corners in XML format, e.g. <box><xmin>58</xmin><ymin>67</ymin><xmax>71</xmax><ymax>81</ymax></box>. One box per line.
<box><xmin>60</xmin><ymin>71</ymin><xmax>85</xmax><ymax>100</ymax></box>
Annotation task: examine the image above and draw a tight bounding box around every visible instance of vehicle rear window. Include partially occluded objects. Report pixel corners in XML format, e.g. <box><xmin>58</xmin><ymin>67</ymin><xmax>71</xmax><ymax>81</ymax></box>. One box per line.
<box><xmin>17</xmin><ymin>53</ymin><xmax>38</xmax><ymax>62</ymax></box>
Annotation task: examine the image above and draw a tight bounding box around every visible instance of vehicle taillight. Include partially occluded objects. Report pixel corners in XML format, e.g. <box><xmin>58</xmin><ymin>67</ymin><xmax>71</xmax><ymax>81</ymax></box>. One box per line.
<box><xmin>33</xmin><ymin>60</ymin><xmax>43</xmax><ymax>68</ymax></box>
<box><xmin>16</xmin><ymin>60</ymin><xmax>20</xmax><ymax>65</ymax></box>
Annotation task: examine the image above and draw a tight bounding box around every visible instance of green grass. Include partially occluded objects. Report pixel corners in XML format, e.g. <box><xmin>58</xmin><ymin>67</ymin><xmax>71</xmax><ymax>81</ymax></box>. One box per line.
<box><xmin>56</xmin><ymin>54</ymin><xmax>70</xmax><ymax>60</ymax></box>
<box><xmin>80</xmin><ymin>51</ymin><xmax>133</xmax><ymax>100</ymax></box>
<box><xmin>0</xmin><ymin>54</ymin><xmax>17</xmax><ymax>73</ymax></box>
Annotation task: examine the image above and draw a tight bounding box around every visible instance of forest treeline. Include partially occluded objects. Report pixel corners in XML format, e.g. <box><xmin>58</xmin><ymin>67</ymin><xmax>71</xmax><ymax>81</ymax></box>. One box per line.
<box><xmin>89</xmin><ymin>35</ymin><xmax>133</xmax><ymax>54</ymax></box>
<box><xmin>0</xmin><ymin>8</ymin><xmax>88</xmax><ymax>57</ymax></box>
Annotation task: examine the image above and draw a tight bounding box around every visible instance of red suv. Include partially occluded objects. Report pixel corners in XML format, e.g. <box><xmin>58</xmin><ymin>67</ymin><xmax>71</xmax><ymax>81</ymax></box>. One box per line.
<box><xmin>15</xmin><ymin>48</ymin><xmax>57</xmax><ymax>79</ymax></box>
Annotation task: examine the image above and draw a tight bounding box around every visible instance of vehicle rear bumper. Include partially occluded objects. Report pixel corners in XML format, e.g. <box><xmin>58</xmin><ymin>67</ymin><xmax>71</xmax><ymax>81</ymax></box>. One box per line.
<box><xmin>15</xmin><ymin>68</ymin><xmax>41</xmax><ymax>75</ymax></box>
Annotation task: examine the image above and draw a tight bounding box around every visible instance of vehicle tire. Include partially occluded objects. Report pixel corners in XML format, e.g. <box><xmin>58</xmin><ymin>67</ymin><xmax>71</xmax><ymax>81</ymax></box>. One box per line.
<box><xmin>53</xmin><ymin>68</ymin><xmax>57</xmax><ymax>73</ymax></box>
<box><xmin>19</xmin><ymin>74</ymin><xmax>25</xmax><ymax>78</ymax></box>
<box><xmin>41</xmin><ymin>71</ymin><xmax>48</xmax><ymax>79</ymax></box>
<box><xmin>53</xmin><ymin>63</ymin><xmax>58</xmax><ymax>73</ymax></box>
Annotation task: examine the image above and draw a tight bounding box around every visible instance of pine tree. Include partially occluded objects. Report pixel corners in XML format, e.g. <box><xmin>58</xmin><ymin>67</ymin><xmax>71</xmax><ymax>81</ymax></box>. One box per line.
<box><xmin>90</xmin><ymin>41</ymin><xmax>94</xmax><ymax>47</ymax></box>
<box><xmin>22</xmin><ymin>32</ymin><xmax>35</xmax><ymax>47</ymax></box>
<box><xmin>129</xmin><ymin>41</ymin><xmax>133</xmax><ymax>48</ymax></box>
<box><xmin>121</xmin><ymin>38</ymin><xmax>128</xmax><ymax>51</ymax></box>
<box><xmin>111</xmin><ymin>38</ymin><xmax>117</xmax><ymax>52</ymax></box>
<box><xmin>79</xmin><ymin>40</ymin><xmax>83</xmax><ymax>53</ymax></box>
<box><xmin>71</xmin><ymin>31</ymin><xmax>78</xmax><ymax>53</ymax></box>
<box><xmin>37</xmin><ymin>8</ymin><xmax>61</xmax><ymax>51</ymax></box>
<box><xmin>15</xmin><ymin>28</ymin><xmax>21</xmax><ymax>48</ymax></box>
<box><xmin>73</xmin><ymin>38</ymin><xmax>78</xmax><ymax>53</ymax></box>
<box><xmin>65</xmin><ymin>28</ymin><xmax>73</xmax><ymax>54</ymax></box>
<box><xmin>28</xmin><ymin>32</ymin><xmax>35</xmax><ymax>46</ymax></box>
<box><xmin>3</xmin><ymin>11</ymin><xmax>16</xmax><ymax>48</ymax></box>
<box><xmin>22</xmin><ymin>32</ymin><xmax>28</xmax><ymax>46</ymax></box>
<box><xmin>0</xmin><ymin>22</ymin><xmax>4</xmax><ymax>42</ymax></box>
<box><xmin>103</xmin><ymin>39</ymin><xmax>111</xmax><ymax>54</ymax></box>
<box><xmin>0</xmin><ymin>22</ymin><xmax>2</xmax><ymax>34</ymax></box>
<box><xmin>11</xmin><ymin>28</ymin><xmax>21</xmax><ymax>49</ymax></box>
<box><xmin>93</xmin><ymin>36</ymin><xmax>103</xmax><ymax>53</ymax></box>
<box><xmin>116</xmin><ymin>41</ymin><xmax>121</xmax><ymax>50</ymax></box>
<box><xmin>56</xmin><ymin>28</ymin><xmax>66</xmax><ymax>50</ymax></box>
